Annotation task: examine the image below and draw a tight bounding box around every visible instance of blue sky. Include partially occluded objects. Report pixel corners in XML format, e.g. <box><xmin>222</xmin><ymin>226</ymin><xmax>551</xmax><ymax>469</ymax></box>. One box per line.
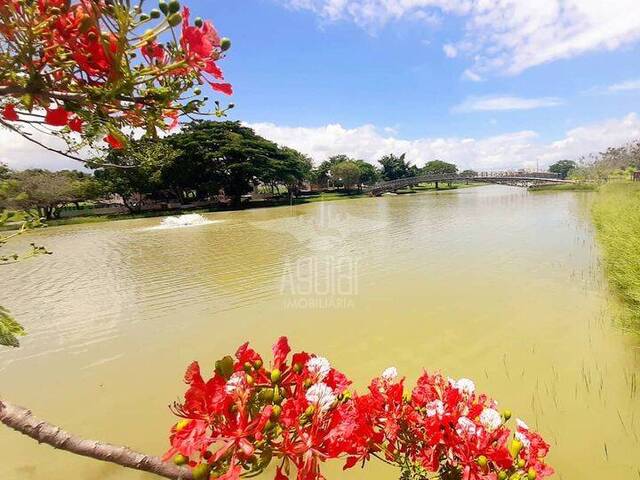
<box><xmin>208</xmin><ymin>0</ymin><xmax>640</xmax><ymax>142</ymax></box>
<box><xmin>3</xmin><ymin>0</ymin><xmax>640</xmax><ymax>171</ymax></box>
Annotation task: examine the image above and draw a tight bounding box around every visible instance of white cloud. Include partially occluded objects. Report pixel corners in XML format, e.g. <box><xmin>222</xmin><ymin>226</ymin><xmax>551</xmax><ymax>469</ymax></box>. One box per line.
<box><xmin>0</xmin><ymin>126</ymin><xmax>90</xmax><ymax>171</ymax></box>
<box><xmin>247</xmin><ymin>113</ymin><xmax>640</xmax><ymax>171</ymax></box>
<box><xmin>607</xmin><ymin>79</ymin><xmax>640</xmax><ymax>93</ymax></box>
<box><xmin>443</xmin><ymin>43</ymin><xmax>458</xmax><ymax>58</ymax></box>
<box><xmin>277</xmin><ymin>0</ymin><xmax>640</xmax><ymax>75</ymax></box>
<box><xmin>5</xmin><ymin>114</ymin><xmax>640</xmax><ymax>173</ymax></box>
<box><xmin>452</xmin><ymin>95</ymin><xmax>563</xmax><ymax>113</ymax></box>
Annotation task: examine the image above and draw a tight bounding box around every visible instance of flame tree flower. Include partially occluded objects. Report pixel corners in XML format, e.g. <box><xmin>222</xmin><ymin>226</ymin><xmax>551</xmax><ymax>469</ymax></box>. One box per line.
<box><xmin>165</xmin><ymin>337</ymin><xmax>554</xmax><ymax>480</ymax></box>
<box><xmin>0</xmin><ymin>0</ymin><xmax>233</xmax><ymax>162</ymax></box>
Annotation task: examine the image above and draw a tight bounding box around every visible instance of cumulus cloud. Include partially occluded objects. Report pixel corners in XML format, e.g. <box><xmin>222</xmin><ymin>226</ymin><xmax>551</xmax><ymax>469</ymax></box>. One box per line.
<box><xmin>4</xmin><ymin>114</ymin><xmax>640</xmax><ymax>173</ymax></box>
<box><xmin>452</xmin><ymin>95</ymin><xmax>563</xmax><ymax>113</ymax></box>
<box><xmin>247</xmin><ymin>113</ymin><xmax>640</xmax><ymax>171</ymax></box>
<box><xmin>276</xmin><ymin>0</ymin><xmax>640</xmax><ymax>75</ymax></box>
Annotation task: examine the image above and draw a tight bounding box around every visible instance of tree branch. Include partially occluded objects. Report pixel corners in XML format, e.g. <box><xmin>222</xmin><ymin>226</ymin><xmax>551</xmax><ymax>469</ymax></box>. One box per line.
<box><xmin>0</xmin><ymin>398</ymin><xmax>193</xmax><ymax>480</ymax></box>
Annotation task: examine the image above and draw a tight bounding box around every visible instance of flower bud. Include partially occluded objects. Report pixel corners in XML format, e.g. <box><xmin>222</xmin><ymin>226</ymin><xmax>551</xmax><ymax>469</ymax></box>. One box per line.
<box><xmin>158</xmin><ymin>0</ymin><xmax>168</xmax><ymax>14</ymax></box>
<box><xmin>498</xmin><ymin>472</ymin><xmax>507</xmax><ymax>480</ymax></box>
<box><xmin>194</xmin><ymin>16</ymin><xmax>203</xmax><ymax>27</ymax></box>
<box><xmin>303</xmin><ymin>378</ymin><xmax>313</xmax><ymax>389</ymax></box>
<box><xmin>253</xmin><ymin>359</ymin><xmax>263</xmax><ymax>369</ymax></box>
<box><xmin>305</xmin><ymin>405</ymin><xmax>315</xmax><ymax>416</ymax></box>
<box><xmin>192</xmin><ymin>464</ymin><xmax>210</xmax><ymax>480</ymax></box>
<box><xmin>503</xmin><ymin>409</ymin><xmax>512</xmax><ymax>421</ymax></box>
<box><xmin>175</xmin><ymin>419</ymin><xmax>191</xmax><ymax>432</ymax></box>
<box><xmin>527</xmin><ymin>469</ymin><xmax>537</xmax><ymax>480</ymax></box>
<box><xmin>220</xmin><ymin>37</ymin><xmax>232</xmax><ymax>51</ymax></box>
<box><xmin>270</xmin><ymin>369</ymin><xmax>281</xmax><ymax>384</ymax></box>
<box><xmin>167</xmin><ymin>12</ymin><xmax>182</xmax><ymax>27</ymax></box>
<box><xmin>228</xmin><ymin>103</ymin><xmax>235</xmax><ymax>109</ymax></box>
<box><xmin>260</xmin><ymin>388</ymin><xmax>274</xmax><ymax>402</ymax></box>
<box><xmin>517</xmin><ymin>458</ymin><xmax>526</xmax><ymax>468</ymax></box>
<box><xmin>244</xmin><ymin>362</ymin><xmax>253</xmax><ymax>373</ymax></box>
<box><xmin>273</xmin><ymin>386</ymin><xmax>282</xmax><ymax>404</ymax></box>
<box><xmin>508</xmin><ymin>438</ymin><xmax>523</xmax><ymax>458</ymax></box>
<box><xmin>149</xmin><ymin>8</ymin><xmax>161</xmax><ymax>18</ymax></box>
<box><xmin>173</xmin><ymin>454</ymin><xmax>188</xmax><ymax>466</ymax></box>
<box><xmin>477</xmin><ymin>456</ymin><xmax>488</xmax><ymax>468</ymax></box>
<box><xmin>139</xmin><ymin>13</ymin><xmax>149</xmax><ymax>21</ymax></box>
<box><xmin>270</xmin><ymin>405</ymin><xmax>282</xmax><ymax>420</ymax></box>
<box><xmin>293</xmin><ymin>363</ymin><xmax>303</xmax><ymax>373</ymax></box>
<box><xmin>168</xmin><ymin>0</ymin><xmax>180</xmax><ymax>13</ymax></box>
<box><xmin>246</xmin><ymin>374</ymin><xmax>254</xmax><ymax>386</ymax></box>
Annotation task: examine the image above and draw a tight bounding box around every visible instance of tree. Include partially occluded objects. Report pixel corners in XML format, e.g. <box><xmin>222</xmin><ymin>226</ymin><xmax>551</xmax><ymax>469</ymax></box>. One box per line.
<box><xmin>423</xmin><ymin>160</ymin><xmax>458</xmax><ymax>175</ymax></box>
<box><xmin>548</xmin><ymin>160</ymin><xmax>577</xmax><ymax>179</ymax></box>
<box><xmin>3</xmin><ymin>170</ymin><xmax>100</xmax><ymax>219</ymax></box>
<box><xmin>378</xmin><ymin>153</ymin><xmax>415</xmax><ymax>180</ymax></box>
<box><xmin>94</xmin><ymin>139</ymin><xmax>180</xmax><ymax>211</ymax></box>
<box><xmin>313</xmin><ymin>155</ymin><xmax>350</xmax><ymax>188</ymax></box>
<box><xmin>0</xmin><ymin>162</ymin><xmax>10</xmax><ymax>180</ymax></box>
<box><xmin>331</xmin><ymin>160</ymin><xmax>361</xmax><ymax>190</ymax></box>
<box><xmin>461</xmin><ymin>169</ymin><xmax>478</xmax><ymax>177</ymax></box>
<box><xmin>354</xmin><ymin>160</ymin><xmax>380</xmax><ymax>187</ymax></box>
<box><xmin>0</xmin><ymin>0</ymin><xmax>233</xmax><ymax>161</ymax></box>
<box><xmin>166</xmin><ymin>121</ymin><xmax>310</xmax><ymax>207</ymax></box>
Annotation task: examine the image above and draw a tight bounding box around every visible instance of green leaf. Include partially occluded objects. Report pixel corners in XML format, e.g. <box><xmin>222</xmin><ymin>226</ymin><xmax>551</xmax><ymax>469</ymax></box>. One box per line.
<box><xmin>0</xmin><ymin>306</ymin><xmax>26</xmax><ymax>348</ymax></box>
<box><xmin>214</xmin><ymin>355</ymin><xmax>234</xmax><ymax>380</ymax></box>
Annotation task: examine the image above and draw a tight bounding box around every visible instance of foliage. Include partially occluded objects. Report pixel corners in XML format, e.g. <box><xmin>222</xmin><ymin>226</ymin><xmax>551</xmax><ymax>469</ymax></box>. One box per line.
<box><xmin>461</xmin><ymin>169</ymin><xmax>478</xmax><ymax>176</ymax></box>
<box><xmin>547</xmin><ymin>160</ymin><xmax>576</xmax><ymax>179</ymax></box>
<box><xmin>423</xmin><ymin>160</ymin><xmax>458</xmax><ymax>175</ymax></box>
<box><xmin>568</xmin><ymin>141</ymin><xmax>640</xmax><ymax>182</ymax></box>
<box><xmin>0</xmin><ymin>0</ymin><xmax>232</xmax><ymax>159</ymax></box>
<box><xmin>164</xmin><ymin>121</ymin><xmax>310</xmax><ymax>206</ymax></box>
<box><xmin>94</xmin><ymin>138</ymin><xmax>179</xmax><ymax>211</ymax></box>
<box><xmin>331</xmin><ymin>160</ymin><xmax>361</xmax><ymax>189</ymax></box>
<box><xmin>592</xmin><ymin>182</ymin><xmax>640</xmax><ymax>324</ymax></box>
<box><xmin>0</xmin><ymin>306</ymin><xmax>25</xmax><ymax>348</ymax></box>
<box><xmin>165</xmin><ymin>337</ymin><xmax>553</xmax><ymax>480</ymax></box>
<box><xmin>1</xmin><ymin>169</ymin><xmax>100</xmax><ymax>219</ymax></box>
<box><xmin>378</xmin><ymin>153</ymin><xmax>418</xmax><ymax>180</ymax></box>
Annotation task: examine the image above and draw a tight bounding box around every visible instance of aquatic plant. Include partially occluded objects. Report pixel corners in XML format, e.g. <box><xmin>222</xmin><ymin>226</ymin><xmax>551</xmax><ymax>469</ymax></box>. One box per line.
<box><xmin>164</xmin><ymin>337</ymin><xmax>554</xmax><ymax>480</ymax></box>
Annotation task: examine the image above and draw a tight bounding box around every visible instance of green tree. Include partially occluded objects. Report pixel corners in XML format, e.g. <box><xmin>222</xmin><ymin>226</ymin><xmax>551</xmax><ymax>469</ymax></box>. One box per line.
<box><xmin>422</xmin><ymin>160</ymin><xmax>458</xmax><ymax>175</ymax></box>
<box><xmin>332</xmin><ymin>161</ymin><xmax>362</xmax><ymax>190</ymax></box>
<box><xmin>548</xmin><ymin>160</ymin><xmax>577</xmax><ymax>179</ymax></box>
<box><xmin>3</xmin><ymin>170</ymin><xmax>100</xmax><ymax>219</ymax></box>
<box><xmin>94</xmin><ymin>140</ymin><xmax>179</xmax><ymax>212</ymax></box>
<box><xmin>378</xmin><ymin>153</ymin><xmax>416</xmax><ymax>180</ymax></box>
<box><xmin>354</xmin><ymin>160</ymin><xmax>380</xmax><ymax>187</ymax></box>
<box><xmin>0</xmin><ymin>162</ymin><xmax>10</xmax><ymax>180</ymax></box>
<box><xmin>460</xmin><ymin>169</ymin><xmax>478</xmax><ymax>176</ymax></box>
<box><xmin>166</xmin><ymin>122</ymin><xmax>310</xmax><ymax>208</ymax></box>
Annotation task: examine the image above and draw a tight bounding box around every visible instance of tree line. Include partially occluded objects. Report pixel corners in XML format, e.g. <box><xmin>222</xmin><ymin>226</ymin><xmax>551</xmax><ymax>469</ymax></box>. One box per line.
<box><xmin>1</xmin><ymin>121</ymin><xmax>463</xmax><ymax>219</ymax></box>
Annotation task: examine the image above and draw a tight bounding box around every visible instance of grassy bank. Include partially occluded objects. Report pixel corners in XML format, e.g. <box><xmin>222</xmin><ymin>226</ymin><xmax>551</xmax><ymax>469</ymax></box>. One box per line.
<box><xmin>592</xmin><ymin>182</ymin><xmax>640</xmax><ymax>323</ymax></box>
<box><xmin>529</xmin><ymin>182</ymin><xmax>598</xmax><ymax>192</ymax></box>
<box><xmin>2</xmin><ymin>183</ymin><xmax>482</xmax><ymax>230</ymax></box>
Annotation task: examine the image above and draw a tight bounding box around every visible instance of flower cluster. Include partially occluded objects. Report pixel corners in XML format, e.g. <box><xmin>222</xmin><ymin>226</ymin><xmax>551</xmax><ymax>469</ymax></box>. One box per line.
<box><xmin>0</xmin><ymin>0</ymin><xmax>232</xmax><ymax>152</ymax></box>
<box><xmin>165</xmin><ymin>337</ymin><xmax>554</xmax><ymax>480</ymax></box>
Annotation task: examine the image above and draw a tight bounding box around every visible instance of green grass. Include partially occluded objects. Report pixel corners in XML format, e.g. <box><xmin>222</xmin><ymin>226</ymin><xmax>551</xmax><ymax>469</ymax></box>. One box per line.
<box><xmin>592</xmin><ymin>181</ymin><xmax>640</xmax><ymax>324</ymax></box>
<box><xmin>529</xmin><ymin>182</ymin><xmax>598</xmax><ymax>192</ymax></box>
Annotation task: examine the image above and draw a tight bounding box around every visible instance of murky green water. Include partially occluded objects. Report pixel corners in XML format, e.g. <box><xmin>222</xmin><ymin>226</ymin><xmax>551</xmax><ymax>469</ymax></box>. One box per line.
<box><xmin>1</xmin><ymin>186</ymin><xmax>639</xmax><ymax>479</ymax></box>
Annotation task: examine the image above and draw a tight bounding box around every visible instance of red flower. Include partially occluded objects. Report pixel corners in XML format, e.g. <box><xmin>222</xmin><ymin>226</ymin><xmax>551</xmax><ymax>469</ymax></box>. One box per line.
<box><xmin>44</xmin><ymin>106</ymin><xmax>69</xmax><ymax>126</ymax></box>
<box><xmin>68</xmin><ymin>116</ymin><xmax>83</xmax><ymax>133</ymax></box>
<box><xmin>104</xmin><ymin>134</ymin><xmax>124</xmax><ymax>149</ymax></box>
<box><xmin>210</xmin><ymin>82</ymin><xmax>233</xmax><ymax>95</ymax></box>
<box><xmin>2</xmin><ymin>103</ymin><xmax>18</xmax><ymax>121</ymax></box>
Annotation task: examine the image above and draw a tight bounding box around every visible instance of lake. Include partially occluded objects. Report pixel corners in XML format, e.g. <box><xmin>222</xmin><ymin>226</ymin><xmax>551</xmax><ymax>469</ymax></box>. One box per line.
<box><xmin>1</xmin><ymin>185</ymin><xmax>639</xmax><ymax>479</ymax></box>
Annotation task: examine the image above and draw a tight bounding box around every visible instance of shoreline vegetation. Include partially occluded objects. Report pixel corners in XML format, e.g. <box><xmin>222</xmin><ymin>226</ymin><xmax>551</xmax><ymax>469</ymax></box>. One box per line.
<box><xmin>0</xmin><ymin>182</ymin><xmax>481</xmax><ymax>231</ymax></box>
<box><xmin>529</xmin><ymin>183</ymin><xmax>598</xmax><ymax>192</ymax></box>
<box><xmin>592</xmin><ymin>181</ymin><xmax>640</xmax><ymax>325</ymax></box>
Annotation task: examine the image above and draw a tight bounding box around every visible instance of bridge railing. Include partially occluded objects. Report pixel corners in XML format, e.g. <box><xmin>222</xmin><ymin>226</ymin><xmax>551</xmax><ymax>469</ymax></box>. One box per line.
<box><xmin>364</xmin><ymin>171</ymin><xmax>561</xmax><ymax>192</ymax></box>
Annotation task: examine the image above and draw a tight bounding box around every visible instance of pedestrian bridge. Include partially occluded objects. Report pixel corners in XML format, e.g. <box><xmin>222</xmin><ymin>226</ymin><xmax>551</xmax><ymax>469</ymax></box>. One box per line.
<box><xmin>364</xmin><ymin>171</ymin><xmax>572</xmax><ymax>196</ymax></box>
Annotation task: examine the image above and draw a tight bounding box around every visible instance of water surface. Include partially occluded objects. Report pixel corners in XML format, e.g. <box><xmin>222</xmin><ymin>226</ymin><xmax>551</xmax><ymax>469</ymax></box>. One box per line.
<box><xmin>1</xmin><ymin>186</ymin><xmax>639</xmax><ymax>479</ymax></box>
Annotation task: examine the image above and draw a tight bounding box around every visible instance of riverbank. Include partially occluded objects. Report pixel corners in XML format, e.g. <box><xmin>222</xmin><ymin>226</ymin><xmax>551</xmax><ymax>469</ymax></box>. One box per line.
<box><xmin>1</xmin><ymin>183</ymin><xmax>476</xmax><ymax>230</ymax></box>
<box><xmin>592</xmin><ymin>181</ymin><xmax>640</xmax><ymax>324</ymax></box>
<box><xmin>529</xmin><ymin>182</ymin><xmax>598</xmax><ymax>192</ymax></box>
